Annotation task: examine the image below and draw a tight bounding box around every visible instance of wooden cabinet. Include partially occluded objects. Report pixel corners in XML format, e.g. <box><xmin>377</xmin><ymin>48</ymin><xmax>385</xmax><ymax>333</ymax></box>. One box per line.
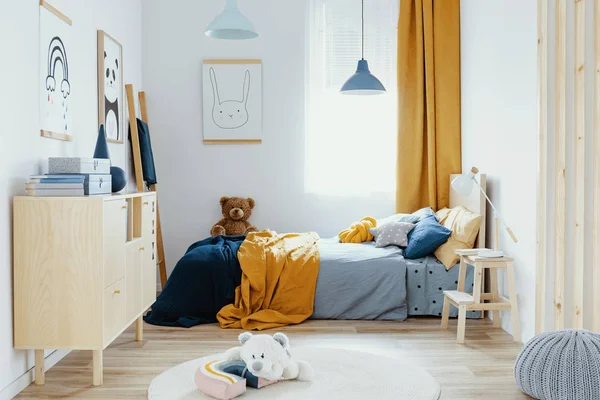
<box><xmin>13</xmin><ymin>192</ymin><xmax>157</xmax><ymax>386</ymax></box>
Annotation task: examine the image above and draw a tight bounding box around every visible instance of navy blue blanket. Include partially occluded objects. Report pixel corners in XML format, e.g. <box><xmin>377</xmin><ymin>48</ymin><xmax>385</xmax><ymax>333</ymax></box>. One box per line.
<box><xmin>144</xmin><ymin>235</ymin><xmax>245</xmax><ymax>327</ymax></box>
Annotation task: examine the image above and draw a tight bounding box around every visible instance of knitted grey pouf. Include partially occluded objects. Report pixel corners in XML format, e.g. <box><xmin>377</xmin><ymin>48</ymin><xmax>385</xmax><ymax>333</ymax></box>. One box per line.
<box><xmin>514</xmin><ymin>330</ymin><xmax>600</xmax><ymax>400</ymax></box>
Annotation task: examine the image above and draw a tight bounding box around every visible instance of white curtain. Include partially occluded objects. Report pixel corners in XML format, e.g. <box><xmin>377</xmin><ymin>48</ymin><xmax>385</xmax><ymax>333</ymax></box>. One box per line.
<box><xmin>306</xmin><ymin>0</ymin><xmax>399</xmax><ymax>195</ymax></box>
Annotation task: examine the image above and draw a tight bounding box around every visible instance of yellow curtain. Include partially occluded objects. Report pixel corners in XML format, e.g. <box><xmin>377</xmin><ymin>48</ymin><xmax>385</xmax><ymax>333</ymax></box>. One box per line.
<box><xmin>396</xmin><ymin>0</ymin><xmax>461</xmax><ymax>213</ymax></box>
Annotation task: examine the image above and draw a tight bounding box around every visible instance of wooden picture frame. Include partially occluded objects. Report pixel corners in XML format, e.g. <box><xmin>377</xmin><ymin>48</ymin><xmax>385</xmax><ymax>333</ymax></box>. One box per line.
<box><xmin>39</xmin><ymin>0</ymin><xmax>73</xmax><ymax>141</ymax></box>
<box><xmin>97</xmin><ymin>30</ymin><xmax>124</xmax><ymax>144</ymax></box>
<box><xmin>202</xmin><ymin>59</ymin><xmax>262</xmax><ymax>144</ymax></box>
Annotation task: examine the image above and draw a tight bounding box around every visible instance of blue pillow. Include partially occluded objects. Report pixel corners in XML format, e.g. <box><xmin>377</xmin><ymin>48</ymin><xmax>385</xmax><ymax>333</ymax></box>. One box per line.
<box><xmin>404</xmin><ymin>215</ymin><xmax>452</xmax><ymax>259</ymax></box>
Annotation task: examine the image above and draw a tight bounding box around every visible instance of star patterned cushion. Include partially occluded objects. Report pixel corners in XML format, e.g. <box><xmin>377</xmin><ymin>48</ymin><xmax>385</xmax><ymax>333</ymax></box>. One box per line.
<box><xmin>369</xmin><ymin>221</ymin><xmax>416</xmax><ymax>248</ymax></box>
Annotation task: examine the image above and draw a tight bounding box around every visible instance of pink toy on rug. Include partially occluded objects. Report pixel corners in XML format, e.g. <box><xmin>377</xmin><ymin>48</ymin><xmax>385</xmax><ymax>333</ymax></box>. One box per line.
<box><xmin>195</xmin><ymin>359</ymin><xmax>275</xmax><ymax>400</ymax></box>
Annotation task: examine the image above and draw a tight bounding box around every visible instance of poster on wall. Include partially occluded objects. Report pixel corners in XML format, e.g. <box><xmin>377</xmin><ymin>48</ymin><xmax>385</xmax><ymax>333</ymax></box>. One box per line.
<box><xmin>97</xmin><ymin>31</ymin><xmax>124</xmax><ymax>144</ymax></box>
<box><xmin>202</xmin><ymin>59</ymin><xmax>262</xmax><ymax>144</ymax></box>
<box><xmin>39</xmin><ymin>0</ymin><xmax>73</xmax><ymax>142</ymax></box>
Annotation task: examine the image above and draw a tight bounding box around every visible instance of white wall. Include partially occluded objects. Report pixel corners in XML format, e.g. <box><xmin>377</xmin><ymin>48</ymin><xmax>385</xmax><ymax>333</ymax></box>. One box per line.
<box><xmin>0</xmin><ymin>0</ymin><xmax>142</xmax><ymax>396</ymax></box>
<box><xmin>460</xmin><ymin>0</ymin><xmax>538</xmax><ymax>342</ymax></box>
<box><xmin>142</xmin><ymin>0</ymin><xmax>395</xmax><ymax>275</ymax></box>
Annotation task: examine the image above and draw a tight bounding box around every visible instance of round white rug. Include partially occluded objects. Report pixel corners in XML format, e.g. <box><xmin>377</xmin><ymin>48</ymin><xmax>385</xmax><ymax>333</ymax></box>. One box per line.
<box><xmin>148</xmin><ymin>347</ymin><xmax>441</xmax><ymax>400</ymax></box>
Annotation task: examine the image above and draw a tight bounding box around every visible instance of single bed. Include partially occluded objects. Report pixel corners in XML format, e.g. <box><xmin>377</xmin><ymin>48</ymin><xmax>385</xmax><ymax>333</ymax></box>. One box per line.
<box><xmin>145</xmin><ymin>175</ymin><xmax>487</xmax><ymax>327</ymax></box>
<box><xmin>311</xmin><ymin>174</ymin><xmax>487</xmax><ymax>321</ymax></box>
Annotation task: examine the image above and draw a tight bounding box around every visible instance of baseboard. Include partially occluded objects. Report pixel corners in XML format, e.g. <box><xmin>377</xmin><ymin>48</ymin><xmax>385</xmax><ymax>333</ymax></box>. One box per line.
<box><xmin>0</xmin><ymin>349</ymin><xmax>71</xmax><ymax>400</ymax></box>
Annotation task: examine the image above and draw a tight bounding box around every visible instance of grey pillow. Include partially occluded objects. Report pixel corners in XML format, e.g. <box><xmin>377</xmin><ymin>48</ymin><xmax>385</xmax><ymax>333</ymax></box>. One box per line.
<box><xmin>369</xmin><ymin>221</ymin><xmax>416</xmax><ymax>248</ymax></box>
<box><xmin>377</xmin><ymin>213</ymin><xmax>420</xmax><ymax>226</ymax></box>
<box><xmin>411</xmin><ymin>207</ymin><xmax>438</xmax><ymax>222</ymax></box>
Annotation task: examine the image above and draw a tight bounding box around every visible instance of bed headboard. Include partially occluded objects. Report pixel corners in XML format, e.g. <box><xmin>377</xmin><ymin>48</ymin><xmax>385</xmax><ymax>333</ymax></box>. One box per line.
<box><xmin>449</xmin><ymin>173</ymin><xmax>487</xmax><ymax>249</ymax></box>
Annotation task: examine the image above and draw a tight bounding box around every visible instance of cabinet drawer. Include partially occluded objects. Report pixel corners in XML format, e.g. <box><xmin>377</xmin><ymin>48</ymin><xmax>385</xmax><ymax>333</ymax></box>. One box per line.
<box><xmin>104</xmin><ymin>200</ymin><xmax>127</xmax><ymax>288</ymax></box>
<box><xmin>103</xmin><ymin>278</ymin><xmax>126</xmax><ymax>343</ymax></box>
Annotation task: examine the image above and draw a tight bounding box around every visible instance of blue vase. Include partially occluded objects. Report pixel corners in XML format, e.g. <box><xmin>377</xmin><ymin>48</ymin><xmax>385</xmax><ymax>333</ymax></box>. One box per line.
<box><xmin>111</xmin><ymin>166</ymin><xmax>127</xmax><ymax>193</ymax></box>
<box><xmin>93</xmin><ymin>125</ymin><xmax>110</xmax><ymax>159</ymax></box>
<box><xmin>94</xmin><ymin>125</ymin><xmax>126</xmax><ymax>193</ymax></box>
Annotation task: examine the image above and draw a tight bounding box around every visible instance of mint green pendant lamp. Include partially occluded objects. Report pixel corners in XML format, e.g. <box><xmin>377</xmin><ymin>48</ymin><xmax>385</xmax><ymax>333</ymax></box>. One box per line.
<box><xmin>340</xmin><ymin>0</ymin><xmax>386</xmax><ymax>95</ymax></box>
<box><xmin>205</xmin><ymin>0</ymin><xmax>258</xmax><ymax>40</ymax></box>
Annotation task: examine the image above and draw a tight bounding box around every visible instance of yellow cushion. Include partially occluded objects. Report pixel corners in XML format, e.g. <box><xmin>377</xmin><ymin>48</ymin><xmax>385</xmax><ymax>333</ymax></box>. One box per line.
<box><xmin>338</xmin><ymin>217</ymin><xmax>376</xmax><ymax>243</ymax></box>
<box><xmin>434</xmin><ymin>206</ymin><xmax>482</xmax><ymax>269</ymax></box>
<box><xmin>435</xmin><ymin>208</ymin><xmax>452</xmax><ymax>224</ymax></box>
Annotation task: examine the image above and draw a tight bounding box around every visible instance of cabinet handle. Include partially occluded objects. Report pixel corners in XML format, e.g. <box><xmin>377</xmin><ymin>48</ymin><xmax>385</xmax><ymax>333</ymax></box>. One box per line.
<box><xmin>139</xmin><ymin>247</ymin><xmax>145</xmax><ymax>251</ymax></box>
<box><xmin>144</xmin><ymin>201</ymin><xmax>149</xmax><ymax>205</ymax></box>
<box><xmin>121</xmin><ymin>205</ymin><xmax>127</xmax><ymax>209</ymax></box>
<box><xmin>114</xmin><ymin>289</ymin><xmax>121</xmax><ymax>294</ymax></box>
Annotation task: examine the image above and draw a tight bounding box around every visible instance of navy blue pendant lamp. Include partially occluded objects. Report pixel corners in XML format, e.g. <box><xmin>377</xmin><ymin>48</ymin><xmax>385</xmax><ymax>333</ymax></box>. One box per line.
<box><xmin>340</xmin><ymin>0</ymin><xmax>386</xmax><ymax>95</ymax></box>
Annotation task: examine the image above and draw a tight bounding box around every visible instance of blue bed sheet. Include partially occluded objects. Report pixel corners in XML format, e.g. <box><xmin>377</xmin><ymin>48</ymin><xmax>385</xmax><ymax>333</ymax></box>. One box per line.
<box><xmin>312</xmin><ymin>238</ymin><xmax>479</xmax><ymax>320</ymax></box>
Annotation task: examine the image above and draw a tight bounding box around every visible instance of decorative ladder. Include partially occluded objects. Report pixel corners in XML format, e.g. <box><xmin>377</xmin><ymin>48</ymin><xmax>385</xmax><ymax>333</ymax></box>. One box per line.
<box><xmin>126</xmin><ymin>84</ymin><xmax>168</xmax><ymax>289</ymax></box>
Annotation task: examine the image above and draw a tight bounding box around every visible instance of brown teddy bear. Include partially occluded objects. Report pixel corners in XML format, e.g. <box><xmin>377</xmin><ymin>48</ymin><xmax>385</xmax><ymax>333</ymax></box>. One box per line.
<box><xmin>211</xmin><ymin>196</ymin><xmax>258</xmax><ymax>236</ymax></box>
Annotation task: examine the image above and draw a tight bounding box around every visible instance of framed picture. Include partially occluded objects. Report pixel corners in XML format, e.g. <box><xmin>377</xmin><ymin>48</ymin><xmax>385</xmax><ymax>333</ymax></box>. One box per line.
<box><xmin>39</xmin><ymin>0</ymin><xmax>73</xmax><ymax>141</ymax></box>
<box><xmin>97</xmin><ymin>30</ymin><xmax>124</xmax><ymax>143</ymax></box>
<box><xmin>202</xmin><ymin>59</ymin><xmax>262</xmax><ymax>144</ymax></box>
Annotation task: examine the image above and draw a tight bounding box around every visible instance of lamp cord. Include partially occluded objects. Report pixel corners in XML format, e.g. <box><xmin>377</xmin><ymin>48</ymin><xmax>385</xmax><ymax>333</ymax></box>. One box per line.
<box><xmin>361</xmin><ymin>0</ymin><xmax>365</xmax><ymax>60</ymax></box>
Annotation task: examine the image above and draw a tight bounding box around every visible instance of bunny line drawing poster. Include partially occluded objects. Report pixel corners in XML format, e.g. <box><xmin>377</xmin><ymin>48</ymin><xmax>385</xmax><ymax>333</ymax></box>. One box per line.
<box><xmin>202</xmin><ymin>60</ymin><xmax>262</xmax><ymax>143</ymax></box>
<box><xmin>39</xmin><ymin>1</ymin><xmax>73</xmax><ymax>141</ymax></box>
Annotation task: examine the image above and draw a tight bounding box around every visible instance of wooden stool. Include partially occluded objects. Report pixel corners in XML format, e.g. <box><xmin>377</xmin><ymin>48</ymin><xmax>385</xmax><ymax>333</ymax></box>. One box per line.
<box><xmin>441</xmin><ymin>250</ymin><xmax>520</xmax><ymax>343</ymax></box>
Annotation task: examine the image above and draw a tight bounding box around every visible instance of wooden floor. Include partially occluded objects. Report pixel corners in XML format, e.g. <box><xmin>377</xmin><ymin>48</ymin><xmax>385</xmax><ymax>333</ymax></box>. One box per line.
<box><xmin>16</xmin><ymin>318</ymin><xmax>528</xmax><ymax>400</ymax></box>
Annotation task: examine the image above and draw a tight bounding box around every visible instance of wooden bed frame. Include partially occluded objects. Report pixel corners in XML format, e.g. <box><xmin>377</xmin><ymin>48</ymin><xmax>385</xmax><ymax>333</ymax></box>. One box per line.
<box><xmin>449</xmin><ymin>173</ymin><xmax>487</xmax><ymax>249</ymax></box>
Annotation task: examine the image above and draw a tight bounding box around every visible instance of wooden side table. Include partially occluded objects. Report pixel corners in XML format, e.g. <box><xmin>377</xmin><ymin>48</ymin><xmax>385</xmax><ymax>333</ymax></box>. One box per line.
<box><xmin>440</xmin><ymin>249</ymin><xmax>520</xmax><ymax>343</ymax></box>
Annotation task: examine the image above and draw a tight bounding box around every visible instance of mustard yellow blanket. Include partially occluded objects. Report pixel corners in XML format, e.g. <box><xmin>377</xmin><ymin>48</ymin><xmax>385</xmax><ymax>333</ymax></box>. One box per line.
<box><xmin>217</xmin><ymin>231</ymin><xmax>320</xmax><ymax>330</ymax></box>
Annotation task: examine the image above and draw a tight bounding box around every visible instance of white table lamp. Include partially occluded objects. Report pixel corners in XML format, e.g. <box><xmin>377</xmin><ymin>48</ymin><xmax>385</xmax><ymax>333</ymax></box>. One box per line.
<box><xmin>451</xmin><ymin>166</ymin><xmax>518</xmax><ymax>256</ymax></box>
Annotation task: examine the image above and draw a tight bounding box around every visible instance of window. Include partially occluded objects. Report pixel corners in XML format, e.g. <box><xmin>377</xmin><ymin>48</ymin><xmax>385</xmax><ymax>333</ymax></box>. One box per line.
<box><xmin>306</xmin><ymin>0</ymin><xmax>399</xmax><ymax>195</ymax></box>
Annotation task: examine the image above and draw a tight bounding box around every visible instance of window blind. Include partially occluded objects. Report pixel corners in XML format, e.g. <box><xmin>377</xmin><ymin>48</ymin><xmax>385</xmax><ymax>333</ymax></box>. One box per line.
<box><xmin>306</xmin><ymin>0</ymin><xmax>399</xmax><ymax>195</ymax></box>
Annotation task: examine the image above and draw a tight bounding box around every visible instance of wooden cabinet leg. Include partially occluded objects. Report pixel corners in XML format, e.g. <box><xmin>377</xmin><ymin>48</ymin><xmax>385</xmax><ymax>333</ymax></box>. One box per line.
<box><xmin>93</xmin><ymin>350</ymin><xmax>103</xmax><ymax>386</ymax></box>
<box><xmin>136</xmin><ymin>315</ymin><xmax>144</xmax><ymax>341</ymax></box>
<box><xmin>490</xmin><ymin>268</ymin><xmax>501</xmax><ymax>328</ymax></box>
<box><xmin>441</xmin><ymin>297</ymin><xmax>451</xmax><ymax>329</ymax></box>
<box><xmin>35</xmin><ymin>349</ymin><xmax>45</xmax><ymax>385</ymax></box>
<box><xmin>457</xmin><ymin>305</ymin><xmax>467</xmax><ymax>344</ymax></box>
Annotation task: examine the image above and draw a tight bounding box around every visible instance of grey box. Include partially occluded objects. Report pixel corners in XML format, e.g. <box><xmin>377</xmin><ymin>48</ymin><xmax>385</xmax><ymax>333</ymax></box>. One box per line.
<box><xmin>49</xmin><ymin>158</ymin><xmax>111</xmax><ymax>175</ymax></box>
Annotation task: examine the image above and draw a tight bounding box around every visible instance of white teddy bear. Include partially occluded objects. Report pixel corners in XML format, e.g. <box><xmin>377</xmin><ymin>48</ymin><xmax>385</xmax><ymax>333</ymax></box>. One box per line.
<box><xmin>224</xmin><ymin>332</ymin><xmax>314</xmax><ymax>382</ymax></box>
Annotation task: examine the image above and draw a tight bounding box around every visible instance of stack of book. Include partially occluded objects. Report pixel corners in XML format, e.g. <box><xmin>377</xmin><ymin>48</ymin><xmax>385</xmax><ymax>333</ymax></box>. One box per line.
<box><xmin>26</xmin><ymin>175</ymin><xmax>86</xmax><ymax>197</ymax></box>
<box><xmin>26</xmin><ymin>157</ymin><xmax>113</xmax><ymax>197</ymax></box>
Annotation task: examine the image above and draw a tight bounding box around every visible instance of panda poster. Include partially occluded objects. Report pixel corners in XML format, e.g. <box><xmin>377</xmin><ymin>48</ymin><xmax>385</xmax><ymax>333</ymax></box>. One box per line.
<box><xmin>97</xmin><ymin>31</ymin><xmax>123</xmax><ymax>143</ymax></box>
<box><xmin>39</xmin><ymin>1</ymin><xmax>73</xmax><ymax>141</ymax></box>
<box><xmin>202</xmin><ymin>60</ymin><xmax>262</xmax><ymax>144</ymax></box>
